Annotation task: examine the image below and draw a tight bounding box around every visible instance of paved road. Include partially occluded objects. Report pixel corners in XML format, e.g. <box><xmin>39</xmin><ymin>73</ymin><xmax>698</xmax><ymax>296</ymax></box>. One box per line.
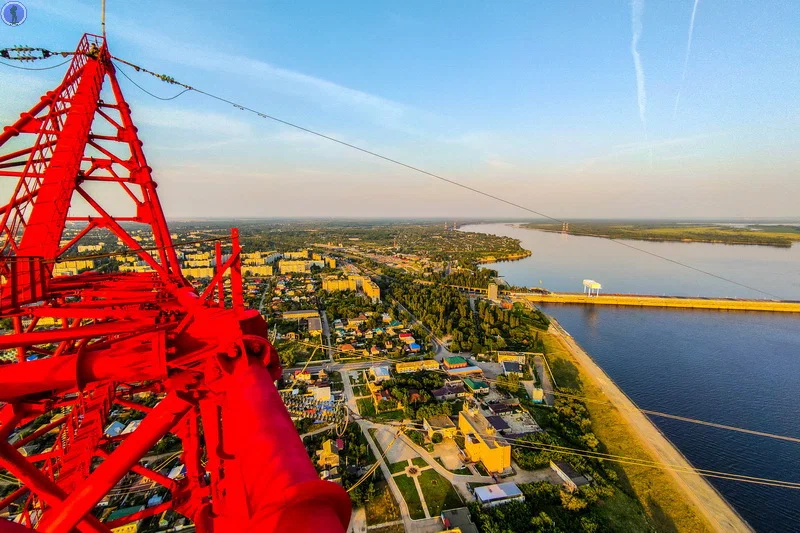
<box><xmin>359</xmin><ymin>420</ymin><xmax>418</xmax><ymax>532</ymax></box>
<box><xmin>549</xmin><ymin>320</ymin><xmax>752</xmax><ymax>533</ymax></box>
<box><xmin>320</xmin><ymin>310</ymin><xmax>333</xmax><ymax>358</ymax></box>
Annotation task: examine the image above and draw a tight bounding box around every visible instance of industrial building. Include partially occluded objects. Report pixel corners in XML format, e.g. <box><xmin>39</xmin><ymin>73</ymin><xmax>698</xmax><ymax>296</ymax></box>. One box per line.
<box><xmin>550</xmin><ymin>461</ymin><xmax>590</xmax><ymax>492</ymax></box>
<box><xmin>395</xmin><ymin>359</ymin><xmax>440</xmax><ymax>373</ymax></box>
<box><xmin>473</xmin><ymin>483</ymin><xmax>524</xmax><ymax>507</ymax></box>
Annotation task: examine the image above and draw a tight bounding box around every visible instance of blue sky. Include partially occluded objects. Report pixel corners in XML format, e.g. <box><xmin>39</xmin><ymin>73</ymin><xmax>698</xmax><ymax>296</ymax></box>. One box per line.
<box><xmin>1</xmin><ymin>1</ymin><xmax>799</xmax><ymax>218</ymax></box>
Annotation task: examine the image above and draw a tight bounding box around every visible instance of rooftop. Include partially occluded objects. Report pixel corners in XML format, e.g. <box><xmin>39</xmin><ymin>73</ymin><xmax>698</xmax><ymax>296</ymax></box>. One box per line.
<box><xmin>474</xmin><ymin>482</ymin><xmax>523</xmax><ymax>503</ymax></box>
<box><xmin>426</xmin><ymin>414</ymin><xmax>456</xmax><ymax>429</ymax></box>
<box><xmin>444</xmin><ymin>356</ymin><xmax>467</xmax><ymax>366</ymax></box>
<box><xmin>106</xmin><ymin>505</ymin><xmax>145</xmax><ymax>522</ymax></box>
<box><xmin>445</xmin><ymin>365</ymin><xmax>483</xmax><ymax>375</ymax></box>
<box><xmin>441</xmin><ymin>507</ymin><xmax>479</xmax><ymax>533</ymax></box>
<box><xmin>460</xmin><ymin>409</ymin><xmax>502</xmax><ymax>449</ymax></box>
<box><xmin>464</xmin><ymin>378</ymin><xmax>489</xmax><ymax>390</ymax></box>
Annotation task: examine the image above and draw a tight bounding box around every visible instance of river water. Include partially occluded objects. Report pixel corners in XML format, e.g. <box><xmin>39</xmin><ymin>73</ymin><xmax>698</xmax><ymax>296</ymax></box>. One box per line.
<box><xmin>460</xmin><ymin>223</ymin><xmax>800</xmax><ymax>533</ymax></box>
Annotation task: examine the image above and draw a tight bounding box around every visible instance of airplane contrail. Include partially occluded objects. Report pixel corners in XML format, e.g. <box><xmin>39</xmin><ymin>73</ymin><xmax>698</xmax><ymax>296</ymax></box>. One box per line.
<box><xmin>674</xmin><ymin>0</ymin><xmax>701</xmax><ymax>119</ymax></box>
<box><xmin>631</xmin><ymin>0</ymin><xmax>647</xmax><ymax>133</ymax></box>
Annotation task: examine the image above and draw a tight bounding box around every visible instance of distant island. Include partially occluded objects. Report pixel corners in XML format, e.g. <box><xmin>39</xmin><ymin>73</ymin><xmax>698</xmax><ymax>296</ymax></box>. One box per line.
<box><xmin>522</xmin><ymin>222</ymin><xmax>800</xmax><ymax>247</ymax></box>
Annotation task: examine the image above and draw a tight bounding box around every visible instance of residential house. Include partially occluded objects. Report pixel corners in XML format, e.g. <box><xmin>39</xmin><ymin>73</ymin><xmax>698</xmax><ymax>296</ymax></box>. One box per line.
<box><xmin>432</xmin><ymin>381</ymin><xmax>467</xmax><ymax>402</ymax></box>
<box><xmin>501</xmin><ymin>361</ymin><xmax>523</xmax><ymax>377</ymax></box>
<box><xmin>369</xmin><ymin>365</ymin><xmax>391</xmax><ymax>383</ymax></box>
<box><xmin>463</xmin><ymin>378</ymin><xmax>490</xmax><ymax>395</ymax></box>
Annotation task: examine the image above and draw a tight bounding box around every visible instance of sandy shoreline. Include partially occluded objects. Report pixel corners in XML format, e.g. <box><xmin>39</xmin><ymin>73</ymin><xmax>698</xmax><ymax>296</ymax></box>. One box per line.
<box><xmin>548</xmin><ymin>318</ymin><xmax>753</xmax><ymax>533</ymax></box>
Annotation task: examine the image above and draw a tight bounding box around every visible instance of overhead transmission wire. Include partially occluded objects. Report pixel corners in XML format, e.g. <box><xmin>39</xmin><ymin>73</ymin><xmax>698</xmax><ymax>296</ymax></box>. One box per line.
<box><xmin>0</xmin><ymin>58</ymin><xmax>72</xmax><ymax>71</ymax></box>
<box><xmin>393</xmin><ymin>420</ymin><xmax>800</xmax><ymax>489</ymax></box>
<box><xmin>281</xmin><ymin>342</ymin><xmax>800</xmax><ymax>489</ymax></box>
<box><xmin>106</xmin><ymin>56</ymin><xmax>784</xmax><ymax>301</ymax></box>
<box><xmin>346</xmin><ymin>431</ymin><xmax>400</xmax><ymax>493</ymax></box>
<box><xmin>291</xmin><ymin>325</ymin><xmax>800</xmax><ymax>447</ymax></box>
<box><xmin>470</xmin><ymin>372</ymin><xmax>800</xmax><ymax>445</ymax></box>
<box><xmin>5</xmin><ymin>48</ymin><xmax>794</xmax><ymax>489</ymax></box>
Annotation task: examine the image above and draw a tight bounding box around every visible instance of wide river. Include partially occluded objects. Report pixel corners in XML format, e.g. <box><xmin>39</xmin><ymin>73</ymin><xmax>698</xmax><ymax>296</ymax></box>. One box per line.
<box><xmin>460</xmin><ymin>223</ymin><xmax>800</xmax><ymax>533</ymax></box>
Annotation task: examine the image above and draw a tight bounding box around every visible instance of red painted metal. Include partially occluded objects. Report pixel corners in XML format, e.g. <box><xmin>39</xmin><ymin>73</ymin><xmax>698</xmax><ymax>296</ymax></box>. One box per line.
<box><xmin>0</xmin><ymin>35</ymin><xmax>350</xmax><ymax>532</ymax></box>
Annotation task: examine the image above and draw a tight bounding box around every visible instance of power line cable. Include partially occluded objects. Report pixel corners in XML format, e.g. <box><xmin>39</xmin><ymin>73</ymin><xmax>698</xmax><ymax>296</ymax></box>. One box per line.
<box><xmin>109</xmin><ymin>56</ymin><xmax>784</xmax><ymax>300</ymax></box>
<box><xmin>394</xmin><ymin>421</ymin><xmax>800</xmax><ymax>489</ymax></box>
<box><xmin>115</xmin><ymin>63</ymin><xmax>192</xmax><ymax>101</ymax></box>
<box><xmin>0</xmin><ymin>58</ymin><xmax>71</xmax><ymax>71</ymax></box>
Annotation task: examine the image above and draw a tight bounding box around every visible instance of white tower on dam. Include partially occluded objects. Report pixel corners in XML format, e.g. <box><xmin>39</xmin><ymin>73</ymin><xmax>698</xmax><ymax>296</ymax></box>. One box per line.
<box><xmin>583</xmin><ymin>279</ymin><xmax>602</xmax><ymax>297</ymax></box>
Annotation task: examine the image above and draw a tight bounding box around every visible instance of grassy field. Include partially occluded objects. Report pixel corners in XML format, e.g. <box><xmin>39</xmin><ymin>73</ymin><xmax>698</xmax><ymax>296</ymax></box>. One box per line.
<box><xmin>525</xmin><ymin>222</ymin><xmax>800</xmax><ymax>247</ymax></box>
<box><xmin>357</xmin><ymin>398</ymin><xmax>376</xmax><ymax>417</ymax></box>
<box><xmin>374</xmin><ymin>410</ymin><xmax>406</xmax><ymax>422</ymax></box>
<box><xmin>411</xmin><ymin>457</ymin><xmax>428</xmax><ymax>468</ymax></box>
<box><xmin>365</xmin><ymin>480</ymin><xmax>401</xmax><ymax>526</ymax></box>
<box><xmin>417</xmin><ymin>469</ymin><xmax>463</xmax><ymax>516</ymax></box>
<box><xmin>541</xmin><ymin>330</ymin><xmax>714</xmax><ymax>533</ymax></box>
<box><xmin>393</xmin><ymin>474</ymin><xmax>426</xmax><ymax>519</ymax></box>
<box><xmin>389</xmin><ymin>460</ymin><xmax>409</xmax><ymax>474</ymax></box>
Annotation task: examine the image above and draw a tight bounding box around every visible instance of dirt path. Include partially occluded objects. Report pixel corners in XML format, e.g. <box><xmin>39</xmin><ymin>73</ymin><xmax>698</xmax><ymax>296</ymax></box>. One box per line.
<box><xmin>549</xmin><ymin>320</ymin><xmax>752</xmax><ymax>533</ymax></box>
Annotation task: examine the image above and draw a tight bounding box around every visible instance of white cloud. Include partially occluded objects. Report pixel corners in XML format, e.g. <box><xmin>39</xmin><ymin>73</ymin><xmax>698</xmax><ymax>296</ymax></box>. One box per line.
<box><xmin>674</xmin><ymin>0</ymin><xmax>701</xmax><ymax>119</ymax></box>
<box><xmin>630</xmin><ymin>0</ymin><xmax>647</xmax><ymax>132</ymax></box>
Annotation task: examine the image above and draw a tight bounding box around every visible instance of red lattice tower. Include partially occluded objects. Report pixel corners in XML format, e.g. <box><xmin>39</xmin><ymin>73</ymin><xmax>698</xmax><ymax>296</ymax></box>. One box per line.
<box><xmin>0</xmin><ymin>35</ymin><xmax>350</xmax><ymax>532</ymax></box>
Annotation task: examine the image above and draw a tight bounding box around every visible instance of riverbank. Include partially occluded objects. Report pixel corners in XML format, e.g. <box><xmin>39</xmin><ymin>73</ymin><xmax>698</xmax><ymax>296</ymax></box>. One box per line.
<box><xmin>522</xmin><ymin>223</ymin><xmax>800</xmax><ymax>248</ymax></box>
<box><xmin>543</xmin><ymin>318</ymin><xmax>752</xmax><ymax>533</ymax></box>
<box><xmin>474</xmin><ymin>250</ymin><xmax>531</xmax><ymax>264</ymax></box>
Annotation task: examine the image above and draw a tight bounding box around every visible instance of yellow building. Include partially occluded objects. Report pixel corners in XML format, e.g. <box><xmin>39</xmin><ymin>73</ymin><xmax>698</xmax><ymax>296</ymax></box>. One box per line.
<box><xmin>363</xmin><ymin>280</ymin><xmax>381</xmax><ymax>302</ymax></box>
<box><xmin>183</xmin><ymin>267</ymin><xmax>219</xmax><ymax>278</ymax></box>
<box><xmin>497</xmin><ymin>353</ymin><xmax>526</xmax><ymax>365</ymax></box>
<box><xmin>280</xmin><ymin>260</ymin><xmax>312</xmax><ymax>274</ymax></box>
<box><xmin>459</xmin><ymin>408</ymin><xmax>511</xmax><ymax>474</ymax></box>
<box><xmin>185</xmin><ymin>252</ymin><xmax>211</xmax><ymax>261</ymax></box>
<box><xmin>52</xmin><ymin>259</ymin><xmax>95</xmax><ymax>276</ymax></box>
<box><xmin>243</xmin><ymin>265</ymin><xmax>273</xmax><ymax>276</ymax></box>
<box><xmin>185</xmin><ymin>259</ymin><xmax>212</xmax><ymax>268</ymax></box>
<box><xmin>322</xmin><ymin>277</ymin><xmax>352</xmax><ymax>292</ymax></box>
<box><xmin>325</xmin><ymin>257</ymin><xmax>337</xmax><ymax>269</ymax></box>
<box><xmin>424</xmin><ymin>414</ymin><xmax>458</xmax><ymax>440</ymax></box>
<box><xmin>282</xmin><ymin>310</ymin><xmax>320</xmax><ymax>320</ymax></box>
<box><xmin>77</xmin><ymin>243</ymin><xmax>104</xmax><ymax>253</ymax></box>
<box><xmin>242</xmin><ymin>251</ymin><xmax>263</xmax><ymax>263</ymax></box>
<box><xmin>316</xmin><ymin>439</ymin><xmax>340</xmax><ymax>468</ymax></box>
<box><xmin>395</xmin><ymin>360</ymin><xmax>440</xmax><ymax>374</ymax></box>
<box><xmin>118</xmin><ymin>264</ymin><xmax>154</xmax><ymax>273</ymax></box>
<box><xmin>284</xmin><ymin>250</ymin><xmax>309</xmax><ymax>259</ymax></box>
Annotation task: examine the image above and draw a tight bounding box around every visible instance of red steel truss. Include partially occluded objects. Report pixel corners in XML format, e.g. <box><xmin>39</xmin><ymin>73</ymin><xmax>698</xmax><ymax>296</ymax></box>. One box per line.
<box><xmin>0</xmin><ymin>34</ymin><xmax>350</xmax><ymax>532</ymax></box>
